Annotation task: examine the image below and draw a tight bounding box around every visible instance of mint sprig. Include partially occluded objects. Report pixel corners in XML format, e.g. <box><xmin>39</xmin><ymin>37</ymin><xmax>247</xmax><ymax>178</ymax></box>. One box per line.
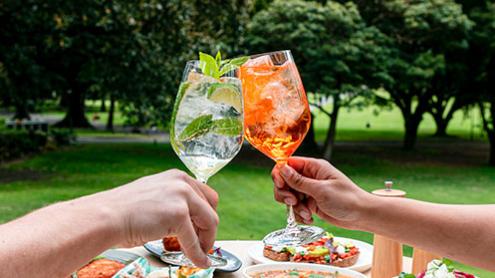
<box><xmin>199</xmin><ymin>51</ymin><xmax>248</xmax><ymax>79</ymax></box>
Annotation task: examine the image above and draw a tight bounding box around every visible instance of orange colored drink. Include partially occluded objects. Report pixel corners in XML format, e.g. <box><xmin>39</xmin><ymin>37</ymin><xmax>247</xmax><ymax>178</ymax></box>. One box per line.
<box><xmin>240</xmin><ymin>59</ymin><xmax>311</xmax><ymax>162</ymax></box>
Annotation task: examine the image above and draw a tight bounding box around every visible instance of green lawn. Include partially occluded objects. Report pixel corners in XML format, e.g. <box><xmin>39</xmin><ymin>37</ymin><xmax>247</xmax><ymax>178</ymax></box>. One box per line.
<box><xmin>312</xmin><ymin>105</ymin><xmax>486</xmax><ymax>142</ymax></box>
<box><xmin>1</xmin><ymin>143</ymin><xmax>494</xmax><ymax>276</ymax></box>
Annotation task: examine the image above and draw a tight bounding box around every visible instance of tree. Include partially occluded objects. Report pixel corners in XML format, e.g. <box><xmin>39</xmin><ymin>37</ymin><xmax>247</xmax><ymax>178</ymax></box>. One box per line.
<box><xmin>353</xmin><ymin>0</ymin><xmax>473</xmax><ymax>149</ymax></box>
<box><xmin>44</xmin><ymin>1</ymin><xmax>190</xmax><ymax>128</ymax></box>
<box><xmin>246</xmin><ymin>0</ymin><xmax>393</xmax><ymax>160</ymax></box>
<box><xmin>470</xmin><ymin>2</ymin><xmax>495</xmax><ymax>166</ymax></box>
<box><xmin>0</xmin><ymin>1</ymin><xmax>60</xmax><ymax>120</ymax></box>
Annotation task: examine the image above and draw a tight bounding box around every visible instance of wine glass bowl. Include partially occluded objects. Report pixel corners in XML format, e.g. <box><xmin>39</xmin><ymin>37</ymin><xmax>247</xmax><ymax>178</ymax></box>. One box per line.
<box><xmin>171</xmin><ymin>60</ymin><xmax>244</xmax><ymax>183</ymax></box>
<box><xmin>241</xmin><ymin>50</ymin><xmax>311</xmax><ymax>163</ymax></box>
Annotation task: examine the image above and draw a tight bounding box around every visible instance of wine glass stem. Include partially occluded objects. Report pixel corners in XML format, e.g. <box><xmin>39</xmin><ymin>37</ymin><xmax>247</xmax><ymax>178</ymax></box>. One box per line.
<box><xmin>276</xmin><ymin>160</ymin><xmax>299</xmax><ymax>232</ymax></box>
<box><xmin>286</xmin><ymin>205</ymin><xmax>297</xmax><ymax>230</ymax></box>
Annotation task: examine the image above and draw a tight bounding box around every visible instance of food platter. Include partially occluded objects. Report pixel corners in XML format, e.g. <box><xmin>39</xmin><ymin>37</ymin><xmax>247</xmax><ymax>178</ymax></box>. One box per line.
<box><xmin>247</xmin><ymin>237</ymin><xmax>373</xmax><ymax>273</ymax></box>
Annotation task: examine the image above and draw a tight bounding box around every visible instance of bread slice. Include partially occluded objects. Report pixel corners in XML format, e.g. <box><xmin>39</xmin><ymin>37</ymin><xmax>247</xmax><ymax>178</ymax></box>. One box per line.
<box><xmin>263</xmin><ymin>246</ymin><xmax>290</xmax><ymax>261</ymax></box>
<box><xmin>330</xmin><ymin>251</ymin><xmax>360</xmax><ymax>267</ymax></box>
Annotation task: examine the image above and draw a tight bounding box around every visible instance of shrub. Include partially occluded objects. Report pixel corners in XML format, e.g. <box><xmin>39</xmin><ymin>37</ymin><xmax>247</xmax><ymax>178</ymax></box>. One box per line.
<box><xmin>0</xmin><ymin>130</ymin><xmax>47</xmax><ymax>162</ymax></box>
<box><xmin>49</xmin><ymin>128</ymin><xmax>75</xmax><ymax>146</ymax></box>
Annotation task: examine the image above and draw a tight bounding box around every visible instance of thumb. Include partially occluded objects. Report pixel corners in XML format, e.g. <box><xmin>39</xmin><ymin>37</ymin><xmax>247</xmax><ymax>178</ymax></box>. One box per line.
<box><xmin>279</xmin><ymin>164</ymin><xmax>322</xmax><ymax>197</ymax></box>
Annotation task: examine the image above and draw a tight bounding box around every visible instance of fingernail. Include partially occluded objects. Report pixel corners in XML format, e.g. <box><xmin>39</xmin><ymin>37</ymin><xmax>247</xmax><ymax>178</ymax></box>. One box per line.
<box><xmin>300</xmin><ymin>210</ymin><xmax>311</xmax><ymax>220</ymax></box>
<box><xmin>280</xmin><ymin>165</ymin><xmax>292</xmax><ymax>178</ymax></box>
<box><xmin>284</xmin><ymin>198</ymin><xmax>296</xmax><ymax>206</ymax></box>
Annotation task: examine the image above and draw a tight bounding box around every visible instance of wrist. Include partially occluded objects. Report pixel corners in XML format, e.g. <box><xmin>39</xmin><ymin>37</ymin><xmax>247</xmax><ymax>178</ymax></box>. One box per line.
<box><xmin>67</xmin><ymin>192</ymin><xmax>124</xmax><ymax>246</ymax></box>
<box><xmin>352</xmin><ymin>192</ymin><xmax>385</xmax><ymax>232</ymax></box>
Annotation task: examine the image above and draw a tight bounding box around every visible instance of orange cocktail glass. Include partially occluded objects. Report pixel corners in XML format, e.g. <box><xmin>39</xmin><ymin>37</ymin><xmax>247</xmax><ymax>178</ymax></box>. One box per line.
<box><xmin>240</xmin><ymin>50</ymin><xmax>324</xmax><ymax>247</ymax></box>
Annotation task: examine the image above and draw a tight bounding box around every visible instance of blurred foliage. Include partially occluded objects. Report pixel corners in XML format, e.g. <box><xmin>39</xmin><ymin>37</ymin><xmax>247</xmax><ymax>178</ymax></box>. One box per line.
<box><xmin>0</xmin><ymin>0</ymin><xmax>494</xmax><ymax>163</ymax></box>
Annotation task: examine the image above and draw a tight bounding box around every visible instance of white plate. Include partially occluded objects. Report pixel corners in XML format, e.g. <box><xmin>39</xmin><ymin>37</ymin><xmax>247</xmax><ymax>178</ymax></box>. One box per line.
<box><xmin>247</xmin><ymin>237</ymin><xmax>373</xmax><ymax>273</ymax></box>
<box><xmin>243</xmin><ymin>262</ymin><xmax>367</xmax><ymax>278</ymax></box>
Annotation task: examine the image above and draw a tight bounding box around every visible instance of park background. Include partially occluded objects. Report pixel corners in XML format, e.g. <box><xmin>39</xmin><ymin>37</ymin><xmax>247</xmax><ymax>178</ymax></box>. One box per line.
<box><xmin>0</xmin><ymin>0</ymin><xmax>494</xmax><ymax>276</ymax></box>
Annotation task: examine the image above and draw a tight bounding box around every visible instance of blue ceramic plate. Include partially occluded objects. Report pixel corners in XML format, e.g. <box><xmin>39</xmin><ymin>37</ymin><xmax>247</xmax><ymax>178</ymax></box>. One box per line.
<box><xmin>144</xmin><ymin>240</ymin><xmax>242</xmax><ymax>273</ymax></box>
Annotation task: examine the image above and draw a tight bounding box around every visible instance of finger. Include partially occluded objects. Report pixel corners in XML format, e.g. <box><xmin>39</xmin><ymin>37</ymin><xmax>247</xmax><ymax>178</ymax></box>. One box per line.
<box><xmin>279</xmin><ymin>164</ymin><xmax>324</xmax><ymax>197</ymax></box>
<box><xmin>293</xmin><ymin>202</ymin><xmax>312</xmax><ymax>221</ymax></box>
<box><xmin>307</xmin><ymin>197</ymin><xmax>318</xmax><ymax>214</ymax></box>
<box><xmin>274</xmin><ymin>186</ymin><xmax>297</xmax><ymax>206</ymax></box>
<box><xmin>288</xmin><ymin>156</ymin><xmax>342</xmax><ymax>180</ymax></box>
<box><xmin>271</xmin><ymin>166</ymin><xmax>285</xmax><ymax>189</ymax></box>
<box><xmin>176</xmin><ymin>216</ymin><xmax>211</xmax><ymax>268</ymax></box>
<box><xmin>294</xmin><ymin>209</ymin><xmax>314</xmax><ymax>225</ymax></box>
<box><xmin>187</xmin><ymin>192</ymin><xmax>219</xmax><ymax>254</ymax></box>
<box><xmin>186</xmin><ymin>176</ymin><xmax>219</xmax><ymax>210</ymax></box>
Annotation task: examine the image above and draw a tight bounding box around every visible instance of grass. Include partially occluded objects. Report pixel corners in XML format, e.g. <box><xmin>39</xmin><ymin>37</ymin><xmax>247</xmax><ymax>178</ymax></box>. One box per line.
<box><xmin>312</xmin><ymin>105</ymin><xmax>486</xmax><ymax>142</ymax></box>
<box><xmin>1</xmin><ymin>143</ymin><xmax>494</xmax><ymax>276</ymax></box>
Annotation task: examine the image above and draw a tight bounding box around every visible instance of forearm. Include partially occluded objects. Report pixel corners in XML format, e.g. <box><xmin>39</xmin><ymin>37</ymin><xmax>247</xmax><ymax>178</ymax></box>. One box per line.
<box><xmin>359</xmin><ymin>195</ymin><xmax>495</xmax><ymax>271</ymax></box>
<box><xmin>0</xmin><ymin>194</ymin><xmax>121</xmax><ymax>277</ymax></box>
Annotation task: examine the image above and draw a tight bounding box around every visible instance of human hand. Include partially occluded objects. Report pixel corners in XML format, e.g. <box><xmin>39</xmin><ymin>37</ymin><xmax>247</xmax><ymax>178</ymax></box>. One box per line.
<box><xmin>98</xmin><ymin>169</ymin><xmax>219</xmax><ymax>268</ymax></box>
<box><xmin>272</xmin><ymin>157</ymin><xmax>370</xmax><ymax>230</ymax></box>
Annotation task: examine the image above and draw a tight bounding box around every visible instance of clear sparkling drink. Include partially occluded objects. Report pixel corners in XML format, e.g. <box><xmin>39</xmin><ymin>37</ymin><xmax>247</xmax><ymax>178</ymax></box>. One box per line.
<box><xmin>171</xmin><ymin>69</ymin><xmax>243</xmax><ymax>182</ymax></box>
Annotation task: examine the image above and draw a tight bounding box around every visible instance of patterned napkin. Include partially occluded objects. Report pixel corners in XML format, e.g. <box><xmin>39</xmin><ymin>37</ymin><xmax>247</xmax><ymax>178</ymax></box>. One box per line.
<box><xmin>112</xmin><ymin>257</ymin><xmax>215</xmax><ymax>278</ymax></box>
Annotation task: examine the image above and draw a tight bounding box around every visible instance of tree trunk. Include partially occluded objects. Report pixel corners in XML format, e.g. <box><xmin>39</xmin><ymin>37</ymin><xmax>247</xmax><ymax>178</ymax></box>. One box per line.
<box><xmin>100</xmin><ymin>95</ymin><xmax>106</xmax><ymax>112</ymax></box>
<box><xmin>403</xmin><ymin>116</ymin><xmax>421</xmax><ymax>150</ymax></box>
<box><xmin>55</xmin><ymin>87</ymin><xmax>91</xmax><ymax>128</ymax></box>
<box><xmin>489</xmin><ymin>136</ymin><xmax>495</xmax><ymax>166</ymax></box>
<box><xmin>299</xmin><ymin>112</ymin><xmax>320</xmax><ymax>155</ymax></box>
<box><xmin>322</xmin><ymin>100</ymin><xmax>340</xmax><ymax>161</ymax></box>
<box><xmin>433</xmin><ymin>116</ymin><xmax>449</xmax><ymax>137</ymax></box>
<box><xmin>431</xmin><ymin>100</ymin><xmax>458</xmax><ymax>137</ymax></box>
<box><xmin>488</xmin><ymin>101</ymin><xmax>495</xmax><ymax>166</ymax></box>
<box><xmin>106</xmin><ymin>95</ymin><xmax>115</xmax><ymax>131</ymax></box>
<box><xmin>13</xmin><ymin>102</ymin><xmax>30</xmax><ymax>120</ymax></box>
<box><xmin>479</xmin><ymin>101</ymin><xmax>495</xmax><ymax>166</ymax></box>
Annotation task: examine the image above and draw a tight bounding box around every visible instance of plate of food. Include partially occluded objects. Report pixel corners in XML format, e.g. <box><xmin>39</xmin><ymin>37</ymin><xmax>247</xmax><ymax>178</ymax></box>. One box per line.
<box><xmin>243</xmin><ymin>262</ymin><xmax>367</xmax><ymax>278</ymax></box>
<box><xmin>247</xmin><ymin>233</ymin><xmax>373</xmax><ymax>273</ymax></box>
<box><xmin>144</xmin><ymin>237</ymin><xmax>242</xmax><ymax>273</ymax></box>
<box><xmin>72</xmin><ymin>249</ymin><xmax>140</xmax><ymax>278</ymax></box>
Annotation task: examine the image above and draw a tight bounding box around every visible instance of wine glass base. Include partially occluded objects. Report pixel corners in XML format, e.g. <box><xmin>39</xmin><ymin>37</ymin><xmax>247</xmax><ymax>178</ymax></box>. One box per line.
<box><xmin>160</xmin><ymin>252</ymin><xmax>228</xmax><ymax>268</ymax></box>
<box><xmin>263</xmin><ymin>225</ymin><xmax>326</xmax><ymax>247</ymax></box>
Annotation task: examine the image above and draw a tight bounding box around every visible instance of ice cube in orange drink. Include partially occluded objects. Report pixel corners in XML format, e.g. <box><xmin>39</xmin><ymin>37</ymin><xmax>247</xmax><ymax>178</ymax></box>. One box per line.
<box><xmin>240</xmin><ymin>58</ymin><xmax>311</xmax><ymax>162</ymax></box>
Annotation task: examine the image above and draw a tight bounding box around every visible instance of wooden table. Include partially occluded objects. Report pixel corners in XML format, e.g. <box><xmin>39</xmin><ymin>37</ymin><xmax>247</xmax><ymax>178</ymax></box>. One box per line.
<box><xmin>122</xmin><ymin>240</ymin><xmax>412</xmax><ymax>277</ymax></box>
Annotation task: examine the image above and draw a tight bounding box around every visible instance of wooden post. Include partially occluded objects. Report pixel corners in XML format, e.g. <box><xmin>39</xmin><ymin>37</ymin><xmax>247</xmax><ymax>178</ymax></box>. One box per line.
<box><xmin>412</xmin><ymin>248</ymin><xmax>441</xmax><ymax>275</ymax></box>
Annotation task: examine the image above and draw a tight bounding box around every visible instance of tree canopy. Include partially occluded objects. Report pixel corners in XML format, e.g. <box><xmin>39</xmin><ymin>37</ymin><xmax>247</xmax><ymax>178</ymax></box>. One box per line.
<box><xmin>246</xmin><ymin>0</ymin><xmax>392</xmax><ymax>159</ymax></box>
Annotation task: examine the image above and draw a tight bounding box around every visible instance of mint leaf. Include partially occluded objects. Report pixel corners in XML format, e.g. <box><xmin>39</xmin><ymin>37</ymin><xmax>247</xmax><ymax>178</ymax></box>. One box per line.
<box><xmin>178</xmin><ymin>114</ymin><xmax>213</xmax><ymax>141</ymax></box>
<box><xmin>215</xmin><ymin>51</ymin><xmax>222</xmax><ymax>68</ymax></box>
<box><xmin>199</xmin><ymin>52</ymin><xmax>219</xmax><ymax>79</ymax></box>
<box><xmin>442</xmin><ymin>258</ymin><xmax>455</xmax><ymax>272</ymax></box>
<box><xmin>170</xmin><ymin>82</ymin><xmax>190</xmax><ymax>138</ymax></box>
<box><xmin>212</xmin><ymin>118</ymin><xmax>242</xmax><ymax>136</ymax></box>
<box><xmin>198</xmin><ymin>52</ymin><xmax>248</xmax><ymax>79</ymax></box>
<box><xmin>219</xmin><ymin>64</ymin><xmax>238</xmax><ymax>76</ymax></box>
<box><xmin>229</xmin><ymin>56</ymin><xmax>249</xmax><ymax>67</ymax></box>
